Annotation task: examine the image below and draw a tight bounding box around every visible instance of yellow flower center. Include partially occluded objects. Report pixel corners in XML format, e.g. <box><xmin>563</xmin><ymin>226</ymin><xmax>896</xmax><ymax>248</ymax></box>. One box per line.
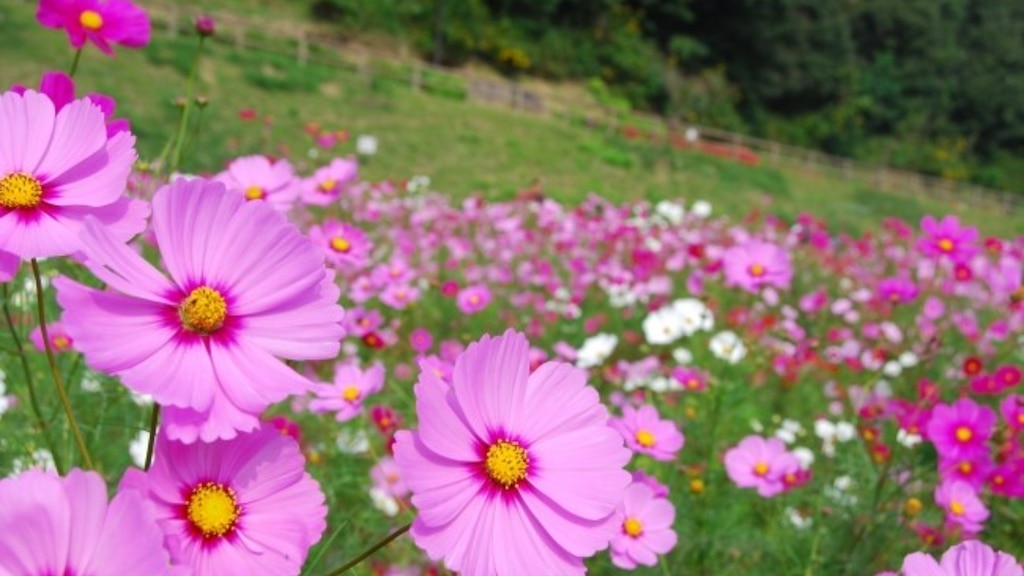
<box><xmin>689</xmin><ymin>478</ymin><xmax>705</xmax><ymax>495</ymax></box>
<box><xmin>244</xmin><ymin>185</ymin><xmax>265</xmax><ymax>201</ymax></box>
<box><xmin>623</xmin><ymin>517</ymin><xmax>644</xmax><ymax>538</ymax></box>
<box><xmin>904</xmin><ymin>497</ymin><xmax>922</xmax><ymax>517</ymax></box>
<box><xmin>748</xmin><ymin>263</ymin><xmax>765</xmax><ymax>277</ymax></box>
<box><xmin>318</xmin><ymin>178</ymin><xmax>337</xmax><ymax>193</ymax></box>
<box><xmin>331</xmin><ymin>237</ymin><xmax>351</xmax><ymax>253</ymax></box>
<box><xmin>753</xmin><ymin>462</ymin><xmax>769</xmax><ymax>477</ymax></box>
<box><xmin>186</xmin><ymin>482</ymin><xmax>240</xmax><ymax>538</ymax></box>
<box><xmin>469</xmin><ymin>294</ymin><xmax>480</xmax><ymax>305</ymax></box>
<box><xmin>79</xmin><ymin>9</ymin><xmax>103</xmax><ymax>30</ymax></box>
<box><xmin>342</xmin><ymin>385</ymin><xmax>360</xmax><ymax>402</ymax></box>
<box><xmin>949</xmin><ymin>500</ymin><xmax>965</xmax><ymax>516</ymax></box>
<box><xmin>938</xmin><ymin>238</ymin><xmax>954</xmax><ymax>252</ymax></box>
<box><xmin>180</xmin><ymin>286</ymin><xmax>228</xmax><ymax>334</ymax></box>
<box><xmin>955</xmin><ymin>426</ymin><xmax>973</xmax><ymax>443</ymax></box>
<box><xmin>485</xmin><ymin>440</ymin><xmax>528</xmax><ymax>489</ymax></box>
<box><xmin>993</xmin><ymin>475</ymin><xmax>1005</xmax><ymax>486</ymax></box>
<box><xmin>635</xmin><ymin>430</ymin><xmax>656</xmax><ymax>448</ymax></box>
<box><xmin>52</xmin><ymin>336</ymin><xmax>70</xmax><ymax>350</ymax></box>
<box><xmin>0</xmin><ymin>173</ymin><xmax>43</xmax><ymax>210</ymax></box>
<box><xmin>686</xmin><ymin>379</ymin><xmax>700</xmax><ymax>389</ymax></box>
<box><xmin>1018</xmin><ymin>414</ymin><xmax>1024</xmax><ymax>426</ymax></box>
<box><xmin>958</xmin><ymin>461</ymin><xmax>972</xmax><ymax>474</ymax></box>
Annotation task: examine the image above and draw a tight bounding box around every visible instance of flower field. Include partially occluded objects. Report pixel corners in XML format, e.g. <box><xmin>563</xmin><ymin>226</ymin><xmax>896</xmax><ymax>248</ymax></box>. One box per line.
<box><xmin>0</xmin><ymin>3</ymin><xmax>1022</xmax><ymax>575</ymax></box>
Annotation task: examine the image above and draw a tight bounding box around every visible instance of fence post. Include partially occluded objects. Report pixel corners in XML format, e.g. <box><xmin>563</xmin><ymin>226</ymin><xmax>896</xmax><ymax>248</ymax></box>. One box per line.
<box><xmin>167</xmin><ymin>5</ymin><xmax>179</xmax><ymax>37</ymax></box>
<box><xmin>411</xmin><ymin>64</ymin><xmax>422</xmax><ymax>91</ymax></box>
<box><xmin>770</xmin><ymin>142</ymin><xmax>780</xmax><ymax>165</ymax></box>
<box><xmin>296</xmin><ymin>29</ymin><xmax>309</xmax><ymax>66</ymax></box>
<box><xmin>842</xmin><ymin>159</ymin><xmax>853</xmax><ymax>180</ymax></box>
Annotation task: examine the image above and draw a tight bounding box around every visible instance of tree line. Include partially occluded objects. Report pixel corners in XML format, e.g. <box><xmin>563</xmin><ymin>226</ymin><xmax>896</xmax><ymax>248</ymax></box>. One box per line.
<box><xmin>313</xmin><ymin>0</ymin><xmax>1024</xmax><ymax>191</ymax></box>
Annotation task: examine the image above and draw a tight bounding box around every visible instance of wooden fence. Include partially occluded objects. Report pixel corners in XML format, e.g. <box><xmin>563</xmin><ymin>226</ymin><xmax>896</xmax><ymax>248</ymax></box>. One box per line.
<box><xmin>144</xmin><ymin>1</ymin><xmax>1022</xmax><ymax>213</ymax></box>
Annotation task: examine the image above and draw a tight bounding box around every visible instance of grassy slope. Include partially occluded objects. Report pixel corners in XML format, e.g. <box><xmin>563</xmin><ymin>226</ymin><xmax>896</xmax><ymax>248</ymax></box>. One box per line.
<box><xmin>1</xmin><ymin>4</ymin><xmax>1022</xmax><ymax>237</ymax></box>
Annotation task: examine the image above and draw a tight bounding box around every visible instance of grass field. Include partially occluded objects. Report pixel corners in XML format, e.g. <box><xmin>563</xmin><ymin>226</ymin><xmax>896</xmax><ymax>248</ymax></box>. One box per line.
<box><xmin>1</xmin><ymin>3</ymin><xmax>1022</xmax><ymax>238</ymax></box>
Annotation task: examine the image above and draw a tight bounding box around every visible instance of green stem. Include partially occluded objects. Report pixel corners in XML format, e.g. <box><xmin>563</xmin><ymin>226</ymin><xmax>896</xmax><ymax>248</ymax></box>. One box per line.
<box><xmin>321</xmin><ymin>522</ymin><xmax>412</xmax><ymax>576</ymax></box>
<box><xmin>1</xmin><ymin>284</ymin><xmax>65</xmax><ymax>474</ymax></box>
<box><xmin>30</xmin><ymin>259</ymin><xmax>93</xmax><ymax>470</ymax></box>
<box><xmin>67</xmin><ymin>48</ymin><xmax>83</xmax><ymax>77</ymax></box>
<box><xmin>144</xmin><ymin>403</ymin><xmax>160</xmax><ymax>470</ymax></box>
<box><xmin>169</xmin><ymin>36</ymin><xmax>206</xmax><ymax>173</ymax></box>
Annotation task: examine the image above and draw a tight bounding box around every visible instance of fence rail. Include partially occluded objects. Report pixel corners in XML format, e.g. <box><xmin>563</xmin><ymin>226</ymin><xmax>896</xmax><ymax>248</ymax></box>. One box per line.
<box><xmin>143</xmin><ymin>1</ymin><xmax>1022</xmax><ymax>213</ymax></box>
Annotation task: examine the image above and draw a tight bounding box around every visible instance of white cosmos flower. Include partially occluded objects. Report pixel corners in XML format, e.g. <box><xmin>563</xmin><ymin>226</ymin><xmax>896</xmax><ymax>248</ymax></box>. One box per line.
<box><xmin>642</xmin><ymin>305</ymin><xmax>687</xmax><ymax>346</ymax></box>
<box><xmin>356</xmin><ymin>134</ymin><xmax>378</xmax><ymax>156</ymax></box>
<box><xmin>576</xmin><ymin>333</ymin><xmax>619</xmax><ymax>369</ymax></box>
<box><xmin>654</xmin><ymin>200</ymin><xmax>685</xmax><ymax>225</ymax></box>
<box><xmin>673</xmin><ymin>298</ymin><xmax>714</xmax><ymax>335</ymax></box>
<box><xmin>129</xmin><ymin>429</ymin><xmax>154</xmax><ymax>468</ymax></box>
<box><xmin>672</xmin><ymin>347</ymin><xmax>693</xmax><ymax>365</ymax></box>
<box><xmin>370</xmin><ymin>487</ymin><xmax>400</xmax><ymax>517</ymax></box>
<box><xmin>691</xmin><ymin>200</ymin><xmax>712</xmax><ymax>218</ymax></box>
<box><xmin>709</xmin><ymin>330</ymin><xmax>746</xmax><ymax>364</ymax></box>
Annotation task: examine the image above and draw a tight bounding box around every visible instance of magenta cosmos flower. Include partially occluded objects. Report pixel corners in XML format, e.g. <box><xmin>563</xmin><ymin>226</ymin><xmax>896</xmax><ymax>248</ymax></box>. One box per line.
<box><xmin>13</xmin><ymin>71</ymin><xmax>130</xmax><ymax>137</ymax></box>
<box><xmin>926</xmin><ymin>398</ymin><xmax>996</xmax><ymax>461</ymax></box>
<box><xmin>214</xmin><ymin>154</ymin><xmax>299</xmax><ymax>212</ymax></box>
<box><xmin>37</xmin><ymin>0</ymin><xmax>151</xmax><ymax>55</ymax></box>
<box><xmin>609</xmin><ymin>482</ymin><xmax>677</xmax><ymax>569</ymax></box>
<box><xmin>724</xmin><ymin>435</ymin><xmax>800</xmax><ymax>497</ymax></box>
<box><xmin>0</xmin><ymin>88</ymin><xmax>144</xmax><ymax>259</ymax></box>
<box><xmin>610</xmin><ymin>404</ymin><xmax>685</xmax><ymax>461</ymax></box>
<box><xmin>0</xmin><ymin>469</ymin><xmax>178</xmax><ymax>575</ymax></box>
<box><xmin>917</xmin><ymin>215</ymin><xmax>980</xmax><ymax>263</ymax></box>
<box><xmin>308</xmin><ymin>219</ymin><xmax>372</xmax><ymax>270</ymax></box>
<box><xmin>393</xmin><ymin>329</ymin><xmax>632</xmax><ymax>575</ymax></box>
<box><xmin>308</xmin><ymin>360</ymin><xmax>385</xmax><ymax>422</ymax></box>
<box><xmin>120</xmin><ymin>424</ymin><xmax>326</xmax><ymax>576</ymax></box>
<box><xmin>722</xmin><ymin>239</ymin><xmax>793</xmax><ymax>293</ymax></box>
<box><xmin>54</xmin><ymin>178</ymin><xmax>345</xmax><ymax>442</ymax></box>
<box><xmin>901</xmin><ymin>540</ymin><xmax>1021</xmax><ymax>576</ymax></box>
<box><xmin>301</xmin><ymin>156</ymin><xmax>357</xmax><ymax>206</ymax></box>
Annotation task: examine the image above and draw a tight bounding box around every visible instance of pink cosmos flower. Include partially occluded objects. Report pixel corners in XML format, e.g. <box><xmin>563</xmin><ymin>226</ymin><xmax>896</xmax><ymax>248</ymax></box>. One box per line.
<box><xmin>0</xmin><ymin>469</ymin><xmax>177</xmax><ymax>575</ymax></box>
<box><xmin>926</xmin><ymin>398</ymin><xmax>996</xmax><ymax>461</ymax></box>
<box><xmin>301</xmin><ymin>156</ymin><xmax>357</xmax><ymax>206</ymax></box>
<box><xmin>724</xmin><ymin>435</ymin><xmax>801</xmax><ymax>497</ymax></box>
<box><xmin>917</xmin><ymin>215</ymin><xmax>980</xmax><ymax>263</ymax></box>
<box><xmin>609</xmin><ymin>482</ymin><xmax>677</xmax><ymax>570</ymax></box>
<box><xmin>120</xmin><ymin>425</ymin><xmax>327</xmax><ymax>576</ymax></box>
<box><xmin>308</xmin><ymin>219</ymin><xmax>371</xmax><ymax>270</ymax></box>
<box><xmin>935</xmin><ymin>479</ymin><xmax>989</xmax><ymax>534</ymax></box>
<box><xmin>214</xmin><ymin>154</ymin><xmax>299</xmax><ymax>212</ymax></box>
<box><xmin>37</xmin><ymin>0</ymin><xmax>151</xmax><ymax>55</ymax></box>
<box><xmin>393</xmin><ymin>330</ymin><xmax>632</xmax><ymax>575</ymax></box>
<box><xmin>722</xmin><ymin>239</ymin><xmax>793</xmax><ymax>293</ymax></box>
<box><xmin>610</xmin><ymin>404</ymin><xmax>685</xmax><ymax>461</ymax></box>
<box><xmin>28</xmin><ymin>320</ymin><xmax>74</xmax><ymax>353</ymax></box>
<box><xmin>379</xmin><ymin>283</ymin><xmax>420</xmax><ymax>310</ymax></box>
<box><xmin>54</xmin><ymin>178</ymin><xmax>344</xmax><ymax>442</ymax></box>
<box><xmin>309</xmin><ymin>361</ymin><xmax>385</xmax><ymax>423</ymax></box>
<box><xmin>409</xmin><ymin>327</ymin><xmax>434</xmax><ymax>353</ymax></box>
<box><xmin>456</xmin><ymin>283</ymin><xmax>492</xmax><ymax>314</ymax></box>
<box><xmin>371</xmin><ymin>455</ymin><xmax>409</xmax><ymax>498</ymax></box>
<box><xmin>0</xmin><ymin>88</ymin><xmax>145</xmax><ymax>259</ymax></box>
<box><xmin>631</xmin><ymin>470</ymin><xmax>670</xmax><ymax>498</ymax></box>
<box><xmin>901</xmin><ymin>540</ymin><xmax>1022</xmax><ymax>576</ymax></box>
